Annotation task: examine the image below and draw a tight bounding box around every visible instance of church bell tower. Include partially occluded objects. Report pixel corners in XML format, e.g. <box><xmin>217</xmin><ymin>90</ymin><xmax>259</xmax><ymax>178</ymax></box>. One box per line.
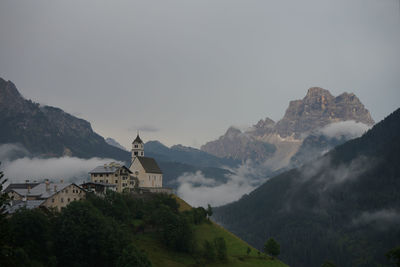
<box><xmin>132</xmin><ymin>133</ymin><xmax>144</xmax><ymax>162</ymax></box>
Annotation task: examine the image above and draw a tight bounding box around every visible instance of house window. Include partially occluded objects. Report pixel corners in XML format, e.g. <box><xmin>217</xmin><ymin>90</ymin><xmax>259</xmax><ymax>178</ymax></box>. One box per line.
<box><xmin>66</xmin><ymin>190</ymin><xmax>68</xmax><ymax>194</ymax></box>
<box><xmin>74</xmin><ymin>198</ymin><xmax>76</xmax><ymax>201</ymax></box>
<box><xmin>61</xmin><ymin>198</ymin><xmax>64</xmax><ymax>203</ymax></box>
<box><xmin>134</xmin><ymin>145</ymin><xmax>138</xmax><ymax>148</ymax></box>
<box><xmin>100</xmin><ymin>174</ymin><xmax>103</xmax><ymax>177</ymax></box>
<box><xmin>115</xmin><ymin>180</ymin><xmax>118</xmax><ymax>183</ymax></box>
<box><xmin>67</xmin><ymin>198</ymin><xmax>70</xmax><ymax>202</ymax></box>
<box><xmin>52</xmin><ymin>199</ymin><xmax>55</xmax><ymax>203</ymax></box>
<box><xmin>95</xmin><ymin>180</ymin><xmax>97</xmax><ymax>183</ymax></box>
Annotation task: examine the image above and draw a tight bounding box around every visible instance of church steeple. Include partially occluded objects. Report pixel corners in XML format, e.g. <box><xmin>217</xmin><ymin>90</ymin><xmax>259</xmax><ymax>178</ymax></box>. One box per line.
<box><xmin>132</xmin><ymin>133</ymin><xmax>144</xmax><ymax>161</ymax></box>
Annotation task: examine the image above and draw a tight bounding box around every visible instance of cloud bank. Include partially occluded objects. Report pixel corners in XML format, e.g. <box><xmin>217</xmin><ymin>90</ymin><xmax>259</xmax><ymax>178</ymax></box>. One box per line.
<box><xmin>0</xmin><ymin>143</ymin><xmax>121</xmax><ymax>184</ymax></box>
<box><xmin>352</xmin><ymin>209</ymin><xmax>400</xmax><ymax>229</ymax></box>
<box><xmin>176</xmin><ymin>162</ymin><xmax>266</xmax><ymax>208</ymax></box>
<box><xmin>319</xmin><ymin>120</ymin><xmax>371</xmax><ymax>139</ymax></box>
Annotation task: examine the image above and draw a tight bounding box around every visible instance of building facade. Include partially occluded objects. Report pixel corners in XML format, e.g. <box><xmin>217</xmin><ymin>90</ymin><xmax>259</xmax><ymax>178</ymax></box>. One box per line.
<box><xmin>89</xmin><ymin>163</ymin><xmax>134</xmax><ymax>192</ymax></box>
<box><xmin>5</xmin><ymin>181</ymin><xmax>86</xmax><ymax>212</ymax></box>
<box><xmin>129</xmin><ymin>134</ymin><xmax>163</xmax><ymax>188</ymax></box>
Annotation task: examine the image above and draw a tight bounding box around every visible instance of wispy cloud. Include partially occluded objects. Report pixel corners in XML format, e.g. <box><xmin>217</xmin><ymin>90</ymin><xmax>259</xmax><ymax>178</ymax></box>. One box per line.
<box><xmin>176</xmin><ymin>161</ymin><xmax>266</xmax><ymax>208</ymax></box>
<box><xmin>128</xmin><ymin>125</ymin><xmax>160</xmax><ymax>133</ymax></box>
<box><xmin>319</xmin><ymin>120</ymin><xmax>371</xmax><ymax>139</ymax></box>
<box><xmin>352</xmin><ymin>209</ymin><xmax>400</xmax><ymax>229</ymax></box>
<box><xmin>0</xmin><ymin>143</ymin><xmax>121</xmax><ymax>184</ymax></box>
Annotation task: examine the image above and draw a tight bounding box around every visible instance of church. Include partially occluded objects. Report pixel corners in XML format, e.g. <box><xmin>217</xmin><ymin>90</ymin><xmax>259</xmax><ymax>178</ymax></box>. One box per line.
<box><xmin>129</xmin><ymin>134</ymin><xmax>163</xmax><ymax>188</ymax></box>
<box><xmin>89</xmin><ymin>134</ymin><xmax>164</xmax><ymax>193</ymax></box>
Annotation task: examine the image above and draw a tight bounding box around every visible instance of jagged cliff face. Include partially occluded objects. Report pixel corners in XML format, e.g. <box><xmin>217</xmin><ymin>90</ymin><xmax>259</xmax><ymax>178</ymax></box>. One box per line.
<box><xmin>200</xmin><ymin>127</ymin><xmax>276</xmax><ymax>162</ymax></box>
<box><xmin>0</xmin><ymin>78</ymin><xmax>129</xmax><ymax>161</ymax></box>
<box><xmin>201</xmin><ymin>87</ymin><xmax>374</xmax><ymax>167</ymax></box>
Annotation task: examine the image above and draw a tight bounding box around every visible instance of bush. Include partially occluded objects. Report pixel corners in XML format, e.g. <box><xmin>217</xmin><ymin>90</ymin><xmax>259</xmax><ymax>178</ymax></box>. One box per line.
<box><xmin>203</xmin><ymin>240</ymin><xmax>216</xmax><ymax>261</ymax></box>
<box><xmin>264</xmin><ymin>238</ymin><xmax>280</xmax><ymax>258</ymax></box>
<box><xmin>214</xmin><ymin>237</ymin><xmax>227</xmax><ymax>261</ymax></box>
<box><xmin>116</xmin><ymin>243</ymin><xmax>152</xmax><ymax>267</ymax></box>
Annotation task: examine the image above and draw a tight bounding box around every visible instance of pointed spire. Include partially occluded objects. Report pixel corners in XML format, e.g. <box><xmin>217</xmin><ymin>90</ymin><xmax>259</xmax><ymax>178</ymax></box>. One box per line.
<box><xmin>132</xmin><ymin>133</ymin><xmax>143</xmax><ymax>144</ymax></box>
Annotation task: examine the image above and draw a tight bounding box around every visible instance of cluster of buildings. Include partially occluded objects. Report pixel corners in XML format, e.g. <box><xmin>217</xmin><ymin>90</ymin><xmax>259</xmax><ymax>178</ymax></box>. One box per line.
<box><xmin>3</xmin><ymin>134</ymin><xmax>170</xmax><ymax>213</ymax></box>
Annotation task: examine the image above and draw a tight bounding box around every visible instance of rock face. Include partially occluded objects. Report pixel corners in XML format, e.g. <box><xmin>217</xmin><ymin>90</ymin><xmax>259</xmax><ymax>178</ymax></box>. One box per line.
<box><xmin>274</xmin><ymin>87</ymin><xmax>374</xmax><ymax>138</ymax></box>
<box><xmin>212</xmin><ymin>107</ymin><xmax>400</xmax><ymax>267</ymax></box>
<box><xmin>0</xmin><ymin>78</ymin><xmax>129</xmax><ymax>161</ymax></box>
<box><xmin>201</xmin><ymin>87</ymin><xmax>374</xmax><ymax>167</ymax></box>
<box><xmin>200</xmin><ymin>127</ymin><xmax>276</xmax><ymax>163</ymax></box>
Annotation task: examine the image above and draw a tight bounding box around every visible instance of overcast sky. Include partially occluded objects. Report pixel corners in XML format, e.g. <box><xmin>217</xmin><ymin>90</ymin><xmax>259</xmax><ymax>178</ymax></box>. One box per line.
<box><xmin>1</xmin><ymin>0</ymin><xmax>399</xmax><ymax>148</ymax></box>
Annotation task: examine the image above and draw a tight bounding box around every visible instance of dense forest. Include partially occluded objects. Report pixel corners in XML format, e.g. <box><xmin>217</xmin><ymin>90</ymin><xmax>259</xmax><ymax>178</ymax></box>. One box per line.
<box><xmin>0</xmin><ymin>187</ymin><xmax>221</xmax><ymax>267</ymax></box>
<box><xmin>0</xmin><ymin>178</ymin><xmax>288</xmax><ymax>267</ymax></box>
<box><xmin>213</xmin><ymin>108</ymin><xmax>400</xmax><ymax>267</ymax></box>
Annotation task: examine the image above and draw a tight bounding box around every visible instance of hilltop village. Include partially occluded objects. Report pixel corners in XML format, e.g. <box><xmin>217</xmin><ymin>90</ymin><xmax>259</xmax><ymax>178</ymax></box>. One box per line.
<box><xmin>4</xmin><ymin>134</ymin><xmax>170</xmax><ymax>213</ymax></box>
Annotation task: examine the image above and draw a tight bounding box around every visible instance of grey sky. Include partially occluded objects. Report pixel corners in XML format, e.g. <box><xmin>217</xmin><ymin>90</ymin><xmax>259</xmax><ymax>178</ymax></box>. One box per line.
<box><xmin>1</xmin><ymin>0</ymin><xmax>399</xmax><ymax>148</ymax></box>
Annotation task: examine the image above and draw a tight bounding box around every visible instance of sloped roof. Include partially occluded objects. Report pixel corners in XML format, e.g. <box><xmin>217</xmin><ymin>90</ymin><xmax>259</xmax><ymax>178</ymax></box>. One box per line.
<box><xmin>89</xmin><ymin>165</ymin><xmax>132</xmax><ymax>174</ymax></box>
<box><xmin>136</xmin><ymin>157</ymin><xmax>163</xmax><ymax>174</ymax></box>
<box><xmin>132</xmin><ymin>134</ymin><xmax>143</xmax><ymax>144</ymax></box>
<box><xmin>8</xmin><ymin>183</ymin><xmax>81</xmax><ymax>199</ymax></box>
<box><xmin>6</xmin><ymin>199</ymin><xmax>45</xmax><ymax>214</ymax></box>
<box><xmin>4</xmin><ymin>183</ymin><xmax>40</xmax><ymax>193</ymax></box>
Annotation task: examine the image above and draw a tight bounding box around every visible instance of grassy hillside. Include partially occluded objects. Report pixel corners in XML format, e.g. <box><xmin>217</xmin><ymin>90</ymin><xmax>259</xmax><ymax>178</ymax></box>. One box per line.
<box><xmin>0</xmin><ymin>188</ymin><xmax>288</xmax><ymax>267</ymax></box>
<box><xmin>134</xmin><ymin>203</ymin><xmax>288</xmax><ymax>267</ymax></box>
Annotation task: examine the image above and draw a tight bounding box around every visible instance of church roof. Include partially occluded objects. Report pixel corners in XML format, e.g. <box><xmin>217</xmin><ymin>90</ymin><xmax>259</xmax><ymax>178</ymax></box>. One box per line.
<box><xmin>136</xmin><ymin>157</ymin><xmax>163</xmax><ymax>174</ymax></box>
<box><xmin>132</xmin><ymin>134</ymin><xmax>143</xmax><ymax>144</ymax></box>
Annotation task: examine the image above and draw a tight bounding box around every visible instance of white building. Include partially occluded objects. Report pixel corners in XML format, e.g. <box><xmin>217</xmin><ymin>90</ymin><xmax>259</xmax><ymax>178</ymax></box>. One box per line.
<box><xmin>129</xmin><ymin>134</ymin><xmax>163</xmax><ymax>188</ymax></box>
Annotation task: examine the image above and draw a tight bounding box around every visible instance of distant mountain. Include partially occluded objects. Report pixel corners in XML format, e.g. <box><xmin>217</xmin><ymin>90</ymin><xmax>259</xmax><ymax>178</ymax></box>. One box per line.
<box><xmin>145</xmin><ymin>140</ymin><xmax>239</xmax><ymax>168</ymax></box>
<box><xmin>105</xmin><ymin>137</ymin><xmax>128</xmax><ymax>151</ymax></box>
<box><xmin>144</xmin><ymin>140</ymin><xmax>238</xmax><ymax>190</ymax></box>
<box><xmin>0</xmin><ymin>77</ymin><xmax>235</xmax><ymax>188</ymax></box>
<box><xmin>213</xmin><ymin>108</ymin><xmax>400</xmax><ymax>267</ymax></box>
<box><xmin>202</xmin><ymin>87</ymin><xmax>374</xmax><ymax>169</ymax></box>
<box><xmin>0</xmin><ymin>78</ymin><xmax>130</xmax><ymax>162</ymax></box>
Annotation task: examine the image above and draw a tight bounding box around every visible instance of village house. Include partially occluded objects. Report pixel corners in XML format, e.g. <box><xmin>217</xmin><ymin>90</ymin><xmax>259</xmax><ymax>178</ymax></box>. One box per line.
<box><xmin>5</xmin><ymin>181</ymin><xmax>86</xmax><ymax>212</ymax></box>
<box><xmin>89</xmin><ymin>163</ymin><xmax>134</xmax><ymax>193</ymax></box>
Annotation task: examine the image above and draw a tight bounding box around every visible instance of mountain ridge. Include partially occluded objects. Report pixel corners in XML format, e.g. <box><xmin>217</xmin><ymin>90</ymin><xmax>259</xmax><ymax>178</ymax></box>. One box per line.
<box><xmin>201</xmin><ymin>87</ymin><xmax>374</xmax><ymax>168</ymax></box>
<box><xmin>213</xmin><ymin>107</ymin><xmax>400</xmax><ymax>267</ymax></box>
<box><xmin>0</xmin><ymin>78</ymin><xmax>130</xmax><ymax>161</ymax></box>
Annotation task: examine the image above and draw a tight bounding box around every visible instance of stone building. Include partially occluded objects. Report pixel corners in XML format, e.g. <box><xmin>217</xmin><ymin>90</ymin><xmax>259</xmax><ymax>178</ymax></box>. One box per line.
<box><xmin>89</xmin><ymin>163</ymin><xmax>133</xmax><ymax>193</ymax></box>
<box><xmin>5</xmin><ymin>181</ymin><xmax>86</xmax><ymax>212</ymax></box>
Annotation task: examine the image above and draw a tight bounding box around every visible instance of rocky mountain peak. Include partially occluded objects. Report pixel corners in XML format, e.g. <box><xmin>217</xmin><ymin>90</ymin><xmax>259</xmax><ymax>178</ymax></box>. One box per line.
<box><xmin>0</xmin><ymin>77</ymin><xmax>129</xmax><ymax>160</ymax></box>
<box><xmin>305</xmin><ymin>87</ymin><xmax>334</xmax><ymax>99</ymax></box>
<box><xmin>0</xmin><ymin>78</ymin><xmax>25</xmax><ymax>109</ymax></box>
<box><xmin>202</xmin><ymin>86</ymin><xmax>375</xmax><ymax>165</ymax></box>
<box><xmin>225</xmin><ymin>127</ymin><xmax>242</xmax><ymax>139</ymax></box>
<box><xmin>275</xmin><ymin>87</ymin><xmax>374</xmax><ymax>138</ymax></box>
